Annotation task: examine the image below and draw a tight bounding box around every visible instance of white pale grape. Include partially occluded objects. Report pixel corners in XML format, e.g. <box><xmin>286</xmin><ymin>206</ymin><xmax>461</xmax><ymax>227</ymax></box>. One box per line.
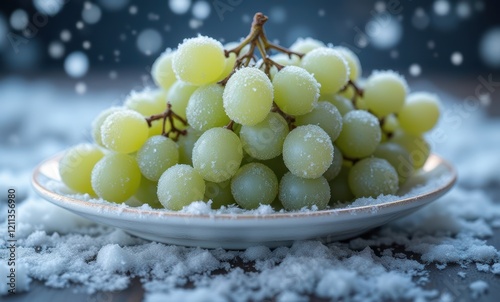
<box><xmin>173</xmin><ymin>36</ymin><xmax>226</xmax><ymax>85</ymax></box>
<box><xmin>301</xmin><ymin>47</ymin><xmax>350</xmax><ymax>94</ymax></box>
<box><xmin>91</xmin><ymin>153</ymin><xmax>141</xmax><ymax>203</ymax></box>
<box><xmin>390</xmin><ymin>131</ymin><xmax>430</xmax><ymax>169</ymax></box>
<box><xmin>177</xmin><ymin>127</ymin><xmax>202</xmax><ymax>165</ymax></box>
<box><xmin>134</xmin><ymin>176</ymin><xmax>163</xmax><ymax>209</ymax></box>
<box><xmin>323</xmin><ymin>145</ymin><xmax>343</xmax><ymax>181</ymax></box>
<box><xmin>398</xmin><ymin>92</ymin><xmax>441</xmax><ymax>135</ymax></box>
<box><xmin>363</xmin><ymin>70</ymin><xmax>408</xmax><ymax>117</ymax></box>
<box><xmin>186</xmin><ymin>84</ymin><xmax>230</xmax><ymax>132</ymax></box>
<box><xmin>100</xmin><ymin>109</ymin><xmax>149</xmax><ymax>154</ymax></box>
<box><xmin>59</xmin><ymin>144</ymin><xmax>104</xmax><ymax>195</ymax></box>
<box><xmin>192</xmin><ymin>127</ymin><xmax>243</xmax><ymax>182</ymax></box>
<box><xmin>157</xmin><ymin>164</ymin><xmax>205</xmax><ymax>210</ymax></box>
<box><xmin>239</xmin><ymin>112</ymin><xmax>289</xmax><ymax>160</ymax></box>
<box><xmin>321</xmin><ymin>94</ymin><xmax>355</xmax><ymax>116</ymax></box>
<box><xmin>204</xmin><ymin>180</ymin><xmax>235</xmax><ymax>209</ymax></box>
<box><xmin>136</xmin><ymin>135</ymin><xmax>179</xmax><ymax>181</ymax></box>
<box><xmin>348</xmin><ymin>157</ymin><xmax>399</xmax><ymax>198</ymax></box>
<box><xmin>124</xmin><ymin>88</ymin><xmax>166</xmax><ymax>117</ymax></box>
<box><xmin>167</xmin><ymin>81</ymin><xmax>198</xmax><ymax>120</ymax></box>
<box><xmin>333</xmin><ymin>46</ymin><xmax>362</xmax><ymax>81</ymax></box>
<box><xmin>91</xmin><ymin>106</ymin><xmax>123</xmax><ymax>147</ymax></box>
<box><xmin>151</xmin><ymin>50</ymin><xmax>176</xmax><ymax>90</ymax></box>
<box><xmin>290</xmin><ymin>37</ymin><xmax>325</xmax><ymax>54</ymax></box>
<box><xmin>279</xmin><ymin>172</ymin><xmax>330</xmax><ymax>210</ymax></box>
<box><xmin>295</xmin><ymin>101</ymin><xmax>343</xmax><ymax>142</ymax></box>
<box><xmin>231</xmin><ymin>163</ymin><xmax>278</xmax><ymax>209</ymax></box>
<box><xmin>223</xmin><ymin>67</ymin><xmax>273</xmax><ymax>126</ymax></box>
<box><xmin>273</xmin><ymin>66</ymin><xmax>320</xmax><ymax>115</ymax></box>
<box><xmin>373</xmin><ymin>142</ymin><xmax>414</xmax><ymax>184</ymax></box>
<box><xmin>282</xmin><ymin>125</ymin><xmax>334</xmax><ymax>179</ymax></box>
<box><xmin>335</xmin><ymin>110</ymin><xmax>381</xmax><ymax>159</ymax></box>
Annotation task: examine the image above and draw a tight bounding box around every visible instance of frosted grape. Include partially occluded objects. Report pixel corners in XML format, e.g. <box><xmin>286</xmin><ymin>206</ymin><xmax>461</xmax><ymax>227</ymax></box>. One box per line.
<box><xmin>301</xmin><ymin>47</ymin><xmax>350</xmax><ymax>94</ymax></box>
<box><xmin>173</xmin><ymin>36</ymin><xmax>226</xmax><ymax>85</ymax></box>
<box><xmin>100</xmin><ymin>109</ymin><xmax>149</xmax><ymax>154</ymax></box>
<box><xmin>186</xmin><ymin>84</ymin><xmax>230</xmax><ymax>131</ymax></box>
<box><xmin>231</xmin><ymin>163</ymin><xmax>278</xmax><ymax>209</ymax></box>
<box><xmin>364</xmin><ymin>70</ymin><xmax>408</xmax><ymax>117</ymax></box>
<box><xmin>398</xmin><ymin>92</ymin><xmax>440</xmax><ymax>135</ymax></box>
<box><xmin>279</xmin><ymin>172</ymin><xmax>330</xmax><ymax>210</ymax></box>
<box><xmin>333</xmin><ymin>46</ymin><xmax>362</xmax><ymax>81</ymax></box>
<box><xmin>125</xmin><ymin>89</ymin><xmax>167</xmax><ymax>116</ymax></box>
<box><xmin>134</xmin><ymin>176</ymin><xmax>163</xmax><ymax>209</ymax></box>
<box><xmin>295</xmin><ymin>101</ymin><xmax>343</xmax><ymax>142</ymax></box>
<box><xmin>192</xmin><ymin>127</ymin><xmax>243</xmax><ymax>182</ymax></box>
<box><xmin>91</xmin><ymin>153</ymin><xmax>142</xmax><ymax>203</ymax></box>
<box><xmin>152</xmin><ymin>50</ymin><xmax>176</xmax><ymax>90</ymax></box>
<box><xmin>272</xmin><ymin>66</ymin><xmax>320</xmax><ymax>116</ymax></box>
<box><xmin>390</xmin><ymin>131</ymin><xmax>430</xmax><ymax>169</ymax></box>
<box><xmin>289</xmin><ymin>37</ymin><xmax>325</xmax><ymax>54</ymax></box>
<box><xmin>136</xmin><ymin>135</ymin><xmax>179</xmax><ymax>181</ymax></box>
<box><xmin>329</xmin><ymin>166</ymin><xmax>354</xmax><ymax>204</ymax></box>
<box><xmin>91</xmin><ymin>106</ymin><xmax>123</xmax><ymax>147</ymax></box>
<box><xmin>177</xmin><ymin>127</ymin><xmax>202</xmax><ymax>165</ymax></box>
<box><xmin>321</xmin><ymin>94</ymin><xmax>355</xmax><ymax>116</ymax></box>
<box><xmin>167</xmin><ymin>81</ymin><xmax>198</xmax><ymax>119</ymax></box>
<box><xmin>157</xmin><ymin>164</ymin><xmax>205</xmax><ymax>210</ymax></box>
<box><xmin>348</xmin><ymin>157</ymin><xmax>399</xmax><ymax>198</ymax></box>
<box><xmin>239</xmin><ymin>112</ymin><xmax>289</xmax><ymax>160</ymax></box>
<box><xmin>335</xmin><ymin>110</ymin><xmax>381</xmax><ymax>159</ymax></box>
<box><xmin>223</xmin><ymin>67</ymin><xmax>273</xmax><ymax>126</ymax></box>
<box><xmin>373</xmin><ymin>142</ymin><xmax>414</xmax><ymax>184</ymax></box>
<box><xmin>282</xmin><ymin>125</ymin><xmax>334</xmax><ymax>179</ymax></box>
<box><xmin>323</xmin><ymin>145</ymin><xmax>343</xmax><ymax>181</ymax></box>
<box><xmin>204</xmin><ymin>180</ymin><xmax>235</xmax><ymax>209</ymax></box>
<box><xmin>59</xmin><ymin>144</ymin><xmax>104</xmax><ymax>195</ymax></box>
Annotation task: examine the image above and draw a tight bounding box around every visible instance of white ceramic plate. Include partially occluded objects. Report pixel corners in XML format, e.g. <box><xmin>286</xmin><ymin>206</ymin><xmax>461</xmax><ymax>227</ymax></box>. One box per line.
<box><xmin>32</xmin><ymin>153</ymin><xmax>456</xmax><ymax>249</ymax></box>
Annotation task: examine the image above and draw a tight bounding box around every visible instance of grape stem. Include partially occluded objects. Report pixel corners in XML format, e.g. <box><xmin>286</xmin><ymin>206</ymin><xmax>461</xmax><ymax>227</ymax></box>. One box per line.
<box><xmin>145</xmin><ymin>103</ymin><xmax>188</xmax><ymax>141</ymax></box>
<box><xmin>219</xmin><ymin>12</ymin><xmax>304</xmax><ymax>85</ymax></box>
<box><xmin>271</xmin><ymin>103</ymin><xmax>296</xmax><ymax>130</ymax></box>
<box><xmin>341</xmin><ymin>79</ymin><xmax>364</xmax><ymax>108</ymax></box>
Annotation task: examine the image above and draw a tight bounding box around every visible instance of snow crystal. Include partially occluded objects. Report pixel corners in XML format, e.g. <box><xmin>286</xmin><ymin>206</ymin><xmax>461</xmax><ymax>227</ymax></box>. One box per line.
<box><xmin>469</xmin><ymin>280</ymin><xmax>488</xmax><ymax>299</ymax></box>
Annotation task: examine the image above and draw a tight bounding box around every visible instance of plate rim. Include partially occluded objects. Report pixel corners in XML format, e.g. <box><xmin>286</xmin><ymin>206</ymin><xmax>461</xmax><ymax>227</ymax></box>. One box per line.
<box><xmin>32</xmin><ymin>153</ymin><xmax>457</xmax><ymax>220</ymax></box>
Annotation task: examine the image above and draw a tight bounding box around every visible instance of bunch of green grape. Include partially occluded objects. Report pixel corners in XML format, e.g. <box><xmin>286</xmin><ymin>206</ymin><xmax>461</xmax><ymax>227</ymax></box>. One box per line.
<box><xmin>59</xmin><ymin>17</ymin><xmax>441</xmax><ymax>212</ymax></box>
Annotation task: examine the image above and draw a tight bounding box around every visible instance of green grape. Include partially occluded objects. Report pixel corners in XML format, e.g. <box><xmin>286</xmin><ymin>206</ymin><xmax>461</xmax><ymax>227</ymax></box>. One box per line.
<box><xmin>301</xmin><ymin>47</ymin><xmax>350</xmax><ymax>94</ymax></box>
<box><xmin>239</xmin><ymin>112</ymin><xmax>289</xmax><ymax>160</ymax></box>
<box><xmin>192</xmin><ymin>127</ymin><xmax>243</xmax><ymax>182</ymax></box>
<box><xmin>295</xmin><ymin>101</ymin><xmax>343</xmax><ymax>142</ymax></box>
<box><xmin>151</xmin><ymin>50</ymin><xmax>176</xmax><ymax>90</ymax></box>
<box><xmin>204</xmin><ymin>180</ymin><xmax>235</xmax><ymax>209</ymax></box>
<box><xmin>273</xmin><ymin>66</ymin><xmax>320</xmax><ymax>115</ymax></box>
<box><xmin>124</xmin><ymin>88</ymin><xmax>167</xmax><ymax>117</ymax></box>
<box><xmin>59</xmin><ymin>144</ymin><xmax>104</xmax><ymax>195</ymax></box>
<box><xmin>172</xmin><ymin>36</ymin><xmax>226</xmax><ymax>85</ymax></box>
<box><xmin>271</xmin><ymin>53</ymin><xmax>301</xmax><ymax>66</ymax></box>
<box><xmin>177</xmin><ymin>127</ymin><xmax>202</xmax><ymax>165</ymax></box>
<box><xmin>333</xmin><ymin>46</ymin><xmax>362</xmax><ymax>81</ymax></box>
<box><xmin>259</xmin><ymin>155</ymin><xmax>288</xmax><ymax>180</ymax></box>
<box><xmin>321</xmin><ymin>94</ymin><xmax>354</xmax><ymax>116</ymax></box>
<box><xmin>329</xmin><ymin>165</ymin><xmax>354</xmax><ymax>204</ymax></box>
<box><xmin>186</xmin><ymin>84</ymin><xmax>230</xmax><ymax>132</ymax></box>
<box><xmin>363</xmin><ymin>70</ymin><xmax>408</xmax><ymax>117</ymax></box>
<box><xmin>136</xmin><ymin>135</ymin><xmax>179</xmax><ymax>181</ymax></box>
<box><xmin>335</xmin><ymin>110</ymin><xmax>381</xmax><ymax>159</ymax></box>
<box><xmin>390</xmin><ymin>131</ymin><xmax>430</xmax><ymax>169</ymax></box>
<box><xmin>231</xmin><ymin>163</ymin><xmax>278</xmax><ymax>209</ymax></box>
<box><xmin>157</xmin><ymin>164</ymin><xmax>205</xmax><ymax>210</ymax></box>
<box><xmin>282</xmin><ymin>125</ymin><xmax>334</xmax><ymax>179</ymax></box>
<box><xmin>91</xmin><ymin>106</ymin><xmax>124</xmax><ymax>147</ymax></box>
<box><xmin>398</xmin><ymin>92</ymin><xmax>441</xmax><ymax>135</ymax></box>
<box><xmin>323</xmin><ymin>145</ymin><xmax>343</xmax><ymax>181</ymax></box>
<box><xmin>223</xmin><ymin>67</ymin><xmax>273</xmax><ymax>126</ymax></box>
<box><xmin>217</xmin><ymin>52</ymin><xmax>236</xmax><ymax>82</ymax></box>
<box><xmin>289</xmin><ymin>37</ymin><xmax>326</xmax><ymax>53</ymax></box>
<box><xmin>101</xmin><ymin>109</ymin><xmax>149</xmax><ymax>154</ymax></box>
<box><xmin>338</xmin><ymin>84</ymin><xmax>355</xmax><ymax>100</ymax></box>
<box><xmin>91</xmin><ymin>153</ymin><xmax>141</xmax><ymax>203</ymax></box>
<box><xmin>279</xmin><ymin>172</ymin><xmax>330</xmax><ymax>211</ymax></box>
<box><xmin>348</xmin><ymin>157</ymin><xmax>399</xmax><ymax>198</ymax></box>
<box><xmin>134</xmin><ymin>176</ymin><xmax>163</xmax><ymax>209</ymax></box>
<box><xmin>381</xmin><ymin>114</ymin><xmax>399</xmax><ymax>133</ymax></box>
<box><xmin>373</xmin><ymin>142</ymin><xmax>414</xmax><ymax>184</ymax></box>
<box><xmin>167</xmin><ymin>81</ymin><xmax>198</xmax><ymax>120</ymax></box>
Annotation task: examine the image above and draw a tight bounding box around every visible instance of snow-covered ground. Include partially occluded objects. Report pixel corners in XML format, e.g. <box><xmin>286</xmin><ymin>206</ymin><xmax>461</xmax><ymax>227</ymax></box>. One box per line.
<box><xmin>0</xmin><ymin>76</ymin><xmax>499</xmax><ymax>301</ymax></box>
